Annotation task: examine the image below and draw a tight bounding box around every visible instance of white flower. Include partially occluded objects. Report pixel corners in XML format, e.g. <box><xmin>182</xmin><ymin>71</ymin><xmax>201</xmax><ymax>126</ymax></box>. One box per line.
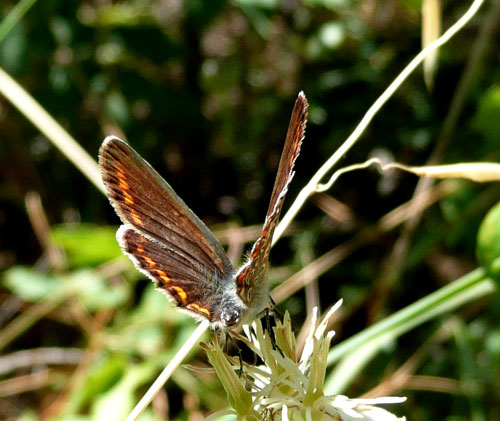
<box><xmin>203</xmin><ymin>300</ymin><xmax>406</xmax><ymax>420</ymax></box>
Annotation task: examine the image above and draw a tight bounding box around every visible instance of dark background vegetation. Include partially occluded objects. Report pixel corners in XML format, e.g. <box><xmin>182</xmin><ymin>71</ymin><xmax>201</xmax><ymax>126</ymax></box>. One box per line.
<box><xmin>1</xmin><ymin>0</ymin><xmax>500</xmax><ymax>419</ymax></box>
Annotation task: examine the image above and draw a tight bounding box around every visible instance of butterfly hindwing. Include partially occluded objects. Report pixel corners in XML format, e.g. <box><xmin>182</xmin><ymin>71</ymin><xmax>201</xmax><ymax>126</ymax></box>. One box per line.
<box><xmin>118</xmin><ymin>226</ymin><xmax>225</xmax><ymax>322</ymax></box>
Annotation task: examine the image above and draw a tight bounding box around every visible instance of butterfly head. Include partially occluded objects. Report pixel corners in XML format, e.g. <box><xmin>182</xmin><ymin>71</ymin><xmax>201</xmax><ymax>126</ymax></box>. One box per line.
<box><xmin>220</xmin><ymin>307</ymin><xmax>241</xmax><ymax>327</ymax></box>
<box><xmin>216</xmin><ymin>274</ymin><xmax>270</xmax><ymax>329</ymax></box>
<box><xmin>218</xmin><ymin>291</ymin><xmax>248</xmax><ymax>328</ymax></box>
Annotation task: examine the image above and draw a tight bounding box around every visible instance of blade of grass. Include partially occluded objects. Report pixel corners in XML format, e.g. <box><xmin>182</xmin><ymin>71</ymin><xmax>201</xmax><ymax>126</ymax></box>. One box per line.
<box><xmin>0</xmin><ymin>0</ymin><xmax>37</xmax><ymax>43</ymax></box>
<box><xmin>0</xmin><ymin>66</ymin><xmax>103</xmax><ymax>192</ymax></box>
<box><xmin>324</xmin><ymin>265</ymin><xmax>496</xmax><ymax>393</ymax></box>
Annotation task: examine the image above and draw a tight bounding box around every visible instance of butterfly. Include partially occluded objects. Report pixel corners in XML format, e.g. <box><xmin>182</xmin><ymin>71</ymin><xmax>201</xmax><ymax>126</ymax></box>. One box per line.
<box><xmin>99</xmin><ymin>92</ymin><xmax>308</xmax><ymax>329</ymax></box>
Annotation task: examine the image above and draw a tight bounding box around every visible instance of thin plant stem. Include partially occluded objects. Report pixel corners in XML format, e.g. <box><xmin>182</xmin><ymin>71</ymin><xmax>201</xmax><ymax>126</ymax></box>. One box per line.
<box><xmin>126</xmin><ymin>320</ymin><xmax>210</xmax><ymax>421</ymax></box>
<box><xmin>0</xmin><ymin>66</ymin><xmax>103</xmax><ymax>192</ymax></box>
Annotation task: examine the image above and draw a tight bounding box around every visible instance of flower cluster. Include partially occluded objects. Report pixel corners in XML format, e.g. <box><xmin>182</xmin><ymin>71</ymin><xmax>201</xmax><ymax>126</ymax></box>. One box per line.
<box><xmin>203</xmin><ymin>301</ymin><xmax>406</xmax><ymax>420</ymax></box>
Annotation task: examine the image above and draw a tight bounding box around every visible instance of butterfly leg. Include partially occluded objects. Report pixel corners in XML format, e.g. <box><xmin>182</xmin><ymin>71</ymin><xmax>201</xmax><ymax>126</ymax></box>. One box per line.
<box><xmin>225</xmin><ymin>331</ymin><xmax>244</xmax><ymax>377</ymax></box>
<box><xmin>236</xmin><ymin>345</ymin><xmax>244</xmax><ymax>378</ymax></box>
<box><xmin>268</xmin><ymin>294</ymin><xmax>283</xmax><ymax>318</ymax></box>
<box><xmin>264</xmin><ymin>308</ymin><xmax>284</xmax><ymax>357</ymax></box>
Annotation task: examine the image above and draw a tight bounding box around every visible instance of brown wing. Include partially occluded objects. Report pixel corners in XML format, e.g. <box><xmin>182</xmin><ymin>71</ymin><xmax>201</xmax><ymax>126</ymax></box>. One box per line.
<box><xmin>235</xmin><ymin>92</ymin><xmax>308</xmax><ymax>306</ymax></box>
<box><xmin>118</xmin><ymin>227</ymin><xmax>225</xmax><ymax>322</ymax></box>
<box><xmin>99</xmin><ymin>136</ymin><xmax>233</xmax><ymax>279</ymax></box>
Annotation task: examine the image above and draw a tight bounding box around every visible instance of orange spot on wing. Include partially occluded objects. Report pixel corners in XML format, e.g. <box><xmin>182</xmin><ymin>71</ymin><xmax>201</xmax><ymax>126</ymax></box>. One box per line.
<box><xmin>251</xmin><ymin>243</ymin><xmax>261</xmax><ymax>259</ymax></box>
<box><xmin>130</xmin><ymin>209</ymin><xmax>142</xmax><ymax>226</ymax></box>
<box><xmin>144</xmin><ymin>256</ymin><xmax>156</xmax><ymax>268</ymax></box>
<box><xmin>237</xmin><ymin>268</ymin><xmax>248</xmax><ymax>283</ymax></box>
<box><xmin>170</xmin><ymin>286</ymin><xmax>187</xmax><ymax>304</ymax></box>
<box><xmin>117</xmin><ymin>169</ymin><xmax>130</xmax><ymax>188</ymax></box>
<box><xmin>156</xmin><ymin>269</ymin><xmax>170</xmax><ymax>283</ymax></box>
<box><xmin>137</xmin><ymin>244</ymin><xmax>144</xmax><ymax>253</ymax></box>
<box><xmin>115</xmin><ymin>167</ymin><xmax>136</xmax><ymax>207</ymax></box>
<box><xmin>119</xmin><ymin>178</ymin><xmax>130</xmax><ymax>190</ymax></box>
<box><xmin>188</xmin><ymin>303</ymin><xmax>210</xmax><ymax>317</ymax></box>
<box><xmin>123</xmin><ymin>191</ymin><xmax>134</xmax><ymax>205</ymax></box>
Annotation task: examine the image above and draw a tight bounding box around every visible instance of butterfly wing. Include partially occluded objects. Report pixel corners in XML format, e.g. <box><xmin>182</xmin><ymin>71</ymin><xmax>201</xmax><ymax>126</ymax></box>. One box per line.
<box><xmin>99</xmin><ymin>136</ymin><xmax>234</xmax><ymax>322</ymax></box>
<box><xmin>235</xmin><ymin>92</ymin><xmax>308</xmax><ymax>307</ymax></box>
<box><xmin>117</xmin><ymin>226</ymin><xmax>227</xmax><ymax>321</ymax></box>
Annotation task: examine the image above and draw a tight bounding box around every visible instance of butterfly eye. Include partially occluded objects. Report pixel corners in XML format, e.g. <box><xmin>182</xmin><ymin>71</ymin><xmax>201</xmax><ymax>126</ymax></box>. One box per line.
<box><xmin>221</xmin><ymin>308</ymin><xmax>240</xmax><ymax>327</ymax></box>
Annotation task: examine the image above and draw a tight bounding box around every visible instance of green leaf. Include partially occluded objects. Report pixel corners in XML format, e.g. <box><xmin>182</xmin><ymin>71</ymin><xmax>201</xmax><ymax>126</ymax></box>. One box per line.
<box><xmin>65</xmin><ymin>353</ymin><xmax>128</xmax><ymax>414</ymax></box>
<box><xmin>477</xmin><ymin>201</ymin><xmax>500</xmax><ymax>284</ymax></box>
<box><xmin>14</xmin><ymin>410</ymin><xmax>37</xmax><ymax>421</ymax></box>
<box><xmin>2</xmin><ymin>266</ymin><xmax>62</xmax><ymax>301</ymax></box>
<box><xmin>69</xmin><ymin>269</ymin><xmax>129</xmax><ymax>311</ymax></box>
<box><xmin>473</xmin><ymin>84</ymin><xmax>500</xmax><ymax>143</ymax></box>
<box><xmin>90</xmin><ymin>361</ymin><xmax>162</xmax><ymax>421</ymax></box>
<box><xmin>0</xmin><ymin>18</ymin><xmax>28</xmax><ymax>72</ymax></box>
<box><xmin>51</xmin><ymin>224</ymin><xmax>122</xmax><ymax>267</ymax></box>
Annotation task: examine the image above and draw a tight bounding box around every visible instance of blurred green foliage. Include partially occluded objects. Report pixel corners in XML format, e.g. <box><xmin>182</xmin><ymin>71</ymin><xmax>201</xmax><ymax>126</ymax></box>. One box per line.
<box><xmin>50</xmin><ymin>224</ymin><xmax>121</xmax><ymax>268</ymax></box>
<box><xmin>1</xmin><ymin>0</ymin><xmax>500</xmax><ymax>419</ymax></box>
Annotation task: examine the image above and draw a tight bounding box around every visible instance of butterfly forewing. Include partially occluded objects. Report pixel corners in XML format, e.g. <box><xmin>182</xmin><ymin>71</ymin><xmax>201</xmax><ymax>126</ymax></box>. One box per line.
<box><xmin>99</xmin><ymin>137</ymin><xmax>233</xmax><ymax>278</ymax></box>
<box><xmin>235</xmin><ymin>92</ymin><xmax>308</xmax><ymax>306</ymax></box>
<box><xmin>99</xmin><ymin>137</ymin><xmax>235</xmax><ymax>323</ymax></box>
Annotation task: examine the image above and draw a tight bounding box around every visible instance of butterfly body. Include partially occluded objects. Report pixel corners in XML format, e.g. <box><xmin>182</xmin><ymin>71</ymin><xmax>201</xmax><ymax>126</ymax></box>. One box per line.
<box><xmin>99</xmin><ymin>92</ymin><xmax>308</xmax><ymax>329</ymax></box>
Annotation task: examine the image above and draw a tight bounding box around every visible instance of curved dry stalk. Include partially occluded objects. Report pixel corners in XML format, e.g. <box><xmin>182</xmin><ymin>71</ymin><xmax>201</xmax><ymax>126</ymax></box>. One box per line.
<box><xmin>272</xmin><ymin>0</ymin><xmax>485</xmax><ymax>246</ymax></box>
<box><xmin>369</xmin><ymin>0</ymin><xmax>500</xmax><ymax>320</ymax></box>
